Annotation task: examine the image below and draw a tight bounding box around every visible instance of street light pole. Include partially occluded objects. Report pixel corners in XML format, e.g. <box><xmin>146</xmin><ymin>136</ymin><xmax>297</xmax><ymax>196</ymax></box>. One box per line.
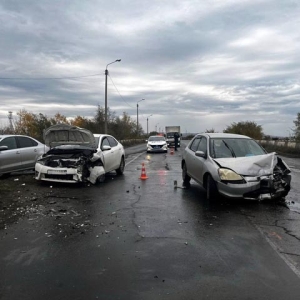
<box><xmin>137</xmin><ymin>99</ymin><xmax>145</xmax><ymax>136</ymax></box>
<box><xmin>155</xmin><ymin>123</ymin><xmax>159</xmax><ymax>132</ymax></box>
<box><xmin>147</xmin><ymin>114</ymin><xmax>152</xmax><ymax>136</ymax></box>
<box><xmin>105</xmin><ymin>59</ymin><xmax>121</xmax><ymax>134</ymax></box>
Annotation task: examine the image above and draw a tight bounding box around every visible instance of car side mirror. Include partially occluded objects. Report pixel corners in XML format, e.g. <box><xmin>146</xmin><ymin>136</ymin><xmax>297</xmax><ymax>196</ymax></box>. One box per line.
<box><xmin>195</xmin><ymin>150</ymin><xmax>206</xmax><ymax>158</ymax></box>
<box><xmin>101</xmin><ymin>145</ymin><xmax>111</xmax><ymax>151</ymax></box>
<box><xmin>0</xmin><ymin>146</ymin><xmax>8</xmax><ymax>151</ymax></box>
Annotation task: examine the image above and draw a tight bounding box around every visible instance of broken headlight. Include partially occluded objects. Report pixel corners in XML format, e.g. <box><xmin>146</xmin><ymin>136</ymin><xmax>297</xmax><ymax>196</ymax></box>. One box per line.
<box><xmin>218</xmin><ymin>168</ymin><xmax>243</xmax><ymax>181</ymax></box>
<box><xmin>35</xmin><ymin>159</ymin><xmax>45</xmax><ymax>165</ymax></box>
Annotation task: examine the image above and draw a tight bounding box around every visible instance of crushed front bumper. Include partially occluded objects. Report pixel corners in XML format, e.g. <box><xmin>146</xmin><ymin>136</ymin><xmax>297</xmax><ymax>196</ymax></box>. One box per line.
<box><xmin>35</xmin><ymin>163</ymin><xmax>105</xmax><ymax>184</ymax></box>
<box><xmin>217</xmin><ymin>174</ymin><xmax>291</xmax><ymax>200</ymax></box>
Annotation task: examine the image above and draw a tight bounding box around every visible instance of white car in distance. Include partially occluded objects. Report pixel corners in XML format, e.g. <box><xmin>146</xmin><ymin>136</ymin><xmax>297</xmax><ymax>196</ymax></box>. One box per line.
<box><xmin>146</xmin><ymin>135</ymin><xmax>168</xmax><ymax>153</ymax></box>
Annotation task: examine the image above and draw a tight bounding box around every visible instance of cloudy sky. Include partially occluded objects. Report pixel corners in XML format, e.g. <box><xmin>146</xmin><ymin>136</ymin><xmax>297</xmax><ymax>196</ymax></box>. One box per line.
<box><xmin>0</xmin><ymin>0</ymin><xmax>299</xmax><ymax>136</ymax></box>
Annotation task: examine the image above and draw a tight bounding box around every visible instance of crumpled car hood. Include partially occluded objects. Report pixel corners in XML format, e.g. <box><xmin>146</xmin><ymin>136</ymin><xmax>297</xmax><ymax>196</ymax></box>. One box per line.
<box><xmin>44</xmin><ymin>124</ymin><xmax>96</xmax><ymax>148</ymax></box>
<box><xmin>214</xmin><ymin>152</ymin><xmax>279</xmax><ymax>176</ymax></box>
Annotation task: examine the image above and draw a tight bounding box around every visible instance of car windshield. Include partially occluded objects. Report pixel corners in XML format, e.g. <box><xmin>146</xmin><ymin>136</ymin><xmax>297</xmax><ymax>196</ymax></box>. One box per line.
<box><xmin>210</xmin><ymin>138</ymin><xmax>266</xmax><ymax>158</ymax></box>
<box><xmin>148</xmin><ymin>136</ymin><xmax>165</xmax><ymax>141</ymax></box>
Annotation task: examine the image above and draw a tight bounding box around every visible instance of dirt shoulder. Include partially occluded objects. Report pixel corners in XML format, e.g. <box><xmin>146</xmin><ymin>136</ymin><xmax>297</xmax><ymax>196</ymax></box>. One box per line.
<box><xmin>0</xmin><ymin>172</ymin><xmax>95</xmax><ymax>234</ymax></box>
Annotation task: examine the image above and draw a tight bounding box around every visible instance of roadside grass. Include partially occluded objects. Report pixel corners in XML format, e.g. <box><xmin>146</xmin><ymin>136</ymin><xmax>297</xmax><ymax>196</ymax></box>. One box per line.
<box><xmin>121</xmin><ymin>139</ymin><xmax>145</xmax><ymax>147</ymax></box>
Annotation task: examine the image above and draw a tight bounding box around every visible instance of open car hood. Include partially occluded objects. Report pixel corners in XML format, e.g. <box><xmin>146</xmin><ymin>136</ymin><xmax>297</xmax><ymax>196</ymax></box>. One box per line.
<box><xmin>44</xmin><ymin>124</ymin><xmax>97</xmax><ymax>148</ymax></box>
<box><xmin>214</xmin><ymin>152</ymin><xmax>279</xmax><ymax>176</ymax></box>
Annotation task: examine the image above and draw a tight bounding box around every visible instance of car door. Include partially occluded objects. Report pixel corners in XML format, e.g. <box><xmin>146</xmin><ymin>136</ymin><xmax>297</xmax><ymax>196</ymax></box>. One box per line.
<box><xmin>107</xmin><ymin>136</ymin><xmax>122</xmax><ymax>170</ymax></box>
<box><xmin>0</xmin><ymin>136</ymin><xmax>22</xmax><ymax>173</ymax></box>
<box><xmin>16</xmin><ymin>136</ymin><xmax>41</xmax><ymax>169</ymax></box>
<box><xmin>100</xmin><ymin>136</ymin><xmax>115</xmax><ymax>172</ymax></box>
<box><xmin>185</xmin><ymin>136</ymin><xmax>201</xmax><ymax>180</ymax></box>
<box><xmin>192</xmin><ymin>136</ymin><xmax>208</xmax><ymax>185</ymax></box>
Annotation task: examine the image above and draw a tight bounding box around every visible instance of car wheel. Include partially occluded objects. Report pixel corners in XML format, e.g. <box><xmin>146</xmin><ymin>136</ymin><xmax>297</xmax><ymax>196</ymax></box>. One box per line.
<box><xmin>97</xmin><ymin>174</ymin><xmax>106</xmax><ymax>183</ymax></box>
<box><xmin>182</xmin><ymin>162</ymin><xmax>191</xmax><ymax>188</ymax></box>
<box><xmin>0</xmin><ymin>173</ymin><xmax>10</xmax><ymax>179</ymax></box>
<box><xmin>116</xmin><ymin>157</ymin><xmax>125</xmax><ymax>175</ymax></box>
<box><xmin>206</xmin><ymin>174</ymin><xmax>218</xmax><ymax>200</ymax></box>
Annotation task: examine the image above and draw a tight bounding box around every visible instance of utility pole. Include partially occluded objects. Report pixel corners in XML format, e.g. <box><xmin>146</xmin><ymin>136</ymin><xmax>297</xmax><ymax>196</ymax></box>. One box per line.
<box><xmin>104</xmin><ymin>59</ymin><xmax>121</xmax><ymax>134</ymax></box>
<box><xmin>137</xmin><ymin>99</ymin><xmax>145</xmax><ymax>136</ymax></box>
<box><xmin>147</xmin><ymin>114</ymin><xmax>152</xmax><ymax>136</ymax></box>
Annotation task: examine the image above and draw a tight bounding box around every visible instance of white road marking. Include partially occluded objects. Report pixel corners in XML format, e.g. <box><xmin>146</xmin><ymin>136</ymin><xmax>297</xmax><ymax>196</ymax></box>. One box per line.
<box><xmin>125</xmin><ymin>152</ymin><xmax>146</xmax><ymax>166</ymax></box>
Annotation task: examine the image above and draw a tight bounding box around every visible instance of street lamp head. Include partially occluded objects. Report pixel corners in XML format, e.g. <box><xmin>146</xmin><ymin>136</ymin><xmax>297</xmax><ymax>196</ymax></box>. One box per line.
<box><xmin>137</xmin><ymin>98</ymin><xmax>145</xmax><ymax>104</ymax></box>
<box><xmin>106</xmin><ymin>59</ymin><xmax>122</xmax><ymax>69</ymax></box>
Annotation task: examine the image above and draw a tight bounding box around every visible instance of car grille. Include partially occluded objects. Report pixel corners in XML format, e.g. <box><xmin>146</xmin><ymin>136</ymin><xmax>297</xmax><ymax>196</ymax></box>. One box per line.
<box><xmin>151</xmin><ymin>145</ymin><xmax>163</xmax><ymax>149</ymax></box>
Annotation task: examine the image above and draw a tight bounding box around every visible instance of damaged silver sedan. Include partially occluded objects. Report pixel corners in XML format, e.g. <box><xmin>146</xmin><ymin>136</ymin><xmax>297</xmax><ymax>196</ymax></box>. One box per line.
<box><xmin>35</xmin><ymin>124</ymin><xmax>125</xmax><ymax>184</ymax></box>
<box><xmin>182</xmin><ymin>133</ymin><xmax>291</xmax><ymax>200</ymax></box>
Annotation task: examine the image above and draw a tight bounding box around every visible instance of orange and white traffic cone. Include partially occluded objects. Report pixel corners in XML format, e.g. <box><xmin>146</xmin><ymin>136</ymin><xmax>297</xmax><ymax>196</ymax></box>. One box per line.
<box><xmin>140</xmin><ymin>163</ymin><xmax>148</xmax><ymax>180</ymax></box>
<box><xmin>170</xmin><ymin>148</ymin><xmax>174</xmax><ymax>155</ymax></box>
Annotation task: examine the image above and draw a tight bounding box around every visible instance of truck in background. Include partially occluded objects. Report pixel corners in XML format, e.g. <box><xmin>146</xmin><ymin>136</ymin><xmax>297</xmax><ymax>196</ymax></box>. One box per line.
<box><xmin>165</xmin><ymin>126</ymin><xmax>181</xmax><ymax>148</ymax></box>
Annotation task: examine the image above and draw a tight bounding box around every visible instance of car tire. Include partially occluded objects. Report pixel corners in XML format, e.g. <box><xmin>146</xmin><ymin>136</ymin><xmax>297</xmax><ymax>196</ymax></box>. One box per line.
<box><xmin>182</xmin><ymin>162</ymin><xmax>191</xmax><ymax>188</ymax></box>
<box><xmin>206</xmin><ymin>174</ymin><xmax>218</xmax><ymax>200</ymax></box>
<box><xmin>97</xmin><ymin>174</ymin><xmax>106</xmax><ymax>183</ymax></box>
<box><xmin>0</xmin><ymin>173</ymin><xmax>10</xmax><ymax>179</ymax></box>
<box><xmin>116</xmin><ymin>157</ymin><xmax>125</xmax><ymax>175</ymax></box>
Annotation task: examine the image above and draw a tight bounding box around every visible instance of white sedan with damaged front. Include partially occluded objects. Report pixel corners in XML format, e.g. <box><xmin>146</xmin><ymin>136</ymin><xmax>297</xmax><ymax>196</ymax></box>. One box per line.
<box><xmin>35</xmin><ymin>124</ymin><xmax>125</xmax><ymax>184</ymax></box>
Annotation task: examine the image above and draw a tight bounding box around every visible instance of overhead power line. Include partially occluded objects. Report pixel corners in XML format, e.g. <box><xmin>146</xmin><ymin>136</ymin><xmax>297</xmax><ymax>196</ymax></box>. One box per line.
<box><xmin>108</xmin><ymin>74</ymin><xmax>134</xmax><ymax>109</ymax></box>
<box><xmin>0</xmin><ymin>73</ymin><xmax>103</xmax><ymax>80</ymax></box>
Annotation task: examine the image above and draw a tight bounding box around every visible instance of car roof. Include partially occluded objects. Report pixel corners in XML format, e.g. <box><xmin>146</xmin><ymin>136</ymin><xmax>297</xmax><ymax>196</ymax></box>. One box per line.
<box><xmin>196</xmin><ymin>133</ymin><xmax>252</xmax><ymax>139</ymax></box>
<box><xmin>0</xmin><ymin>134</ymin><xmax>38</xmax><ymax>139</ymax></box>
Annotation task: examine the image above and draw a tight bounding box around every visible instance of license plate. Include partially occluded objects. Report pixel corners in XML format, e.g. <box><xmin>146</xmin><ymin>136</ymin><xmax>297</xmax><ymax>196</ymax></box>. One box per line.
<box><xmin>47</xmin><ymin>169</ymin><xmax>68</xmax><ymax>174</ymax></box>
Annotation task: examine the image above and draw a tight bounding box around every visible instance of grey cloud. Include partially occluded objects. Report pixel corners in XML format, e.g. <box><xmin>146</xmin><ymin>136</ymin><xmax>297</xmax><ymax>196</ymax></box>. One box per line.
<box><xmin>1</xmin><ymin>0</ymin><xmax>300</xmax><ymax>136</ymax></box>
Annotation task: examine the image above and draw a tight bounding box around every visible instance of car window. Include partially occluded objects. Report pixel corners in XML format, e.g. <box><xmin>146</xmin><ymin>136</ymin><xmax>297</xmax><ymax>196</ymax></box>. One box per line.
<box><xmin>190</xmin><ymin>137</ymin><xmax>201</xmax><ymax>152</ymax></box>
<box><xmin>101</xmin><ymin>137</ymin><xmax>110</xmax><ymax>148</ymax></box>
<box><xmin>197</xmin><ymin>137</ymin><xmax>207</xmax><ymax>153</ymax></box>
<box><xmin>107</xmin><ymin>136</ymin><xmax>118</xmax><ymax>147</ymax></box>
<box><xmin>17</xmin><ymin>136</ymin><xmax>38</xmax><ymax>148</ymax></box>
<box><xmin>0</xmin><ymin>137</ymin><xmax>17</xmax><ymax>150</ymax></box>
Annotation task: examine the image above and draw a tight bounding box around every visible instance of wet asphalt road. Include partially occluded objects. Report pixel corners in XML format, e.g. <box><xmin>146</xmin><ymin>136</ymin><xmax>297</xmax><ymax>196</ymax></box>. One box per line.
<box><xmin>1</xmin><ymin>142</ymin><xmax>300</xmax><ymax>300</ymax></box>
